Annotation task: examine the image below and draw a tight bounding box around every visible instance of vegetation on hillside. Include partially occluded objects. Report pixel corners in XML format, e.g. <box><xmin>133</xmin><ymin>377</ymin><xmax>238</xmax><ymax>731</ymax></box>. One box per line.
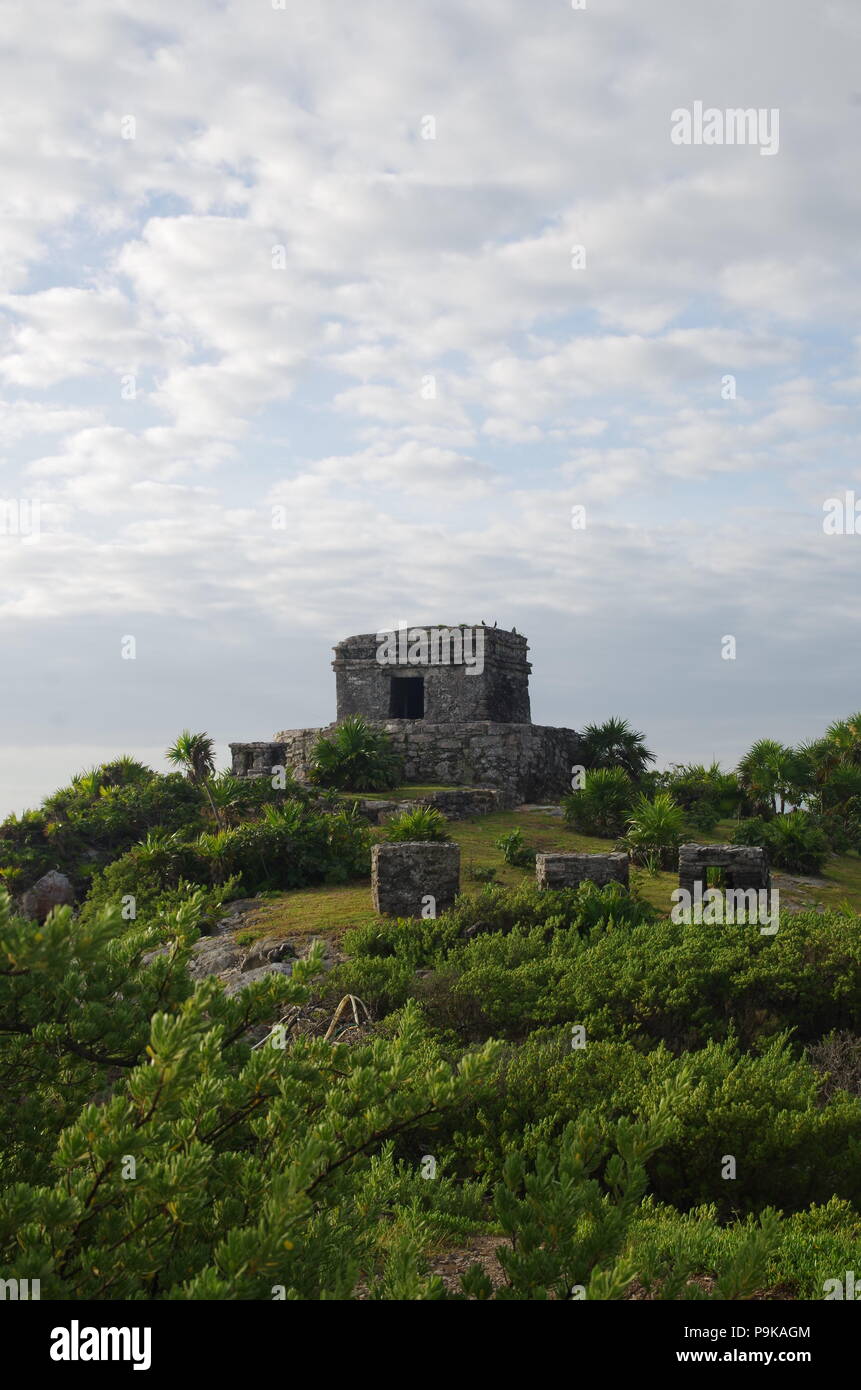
<box><xmin>1</xmin><ymin>710</ymin><xmax>860</xmax><ymax>1299</ymax></box>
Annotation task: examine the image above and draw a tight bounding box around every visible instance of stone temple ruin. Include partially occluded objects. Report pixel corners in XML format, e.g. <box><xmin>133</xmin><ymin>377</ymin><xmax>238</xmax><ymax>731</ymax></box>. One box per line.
<box><xmin>230</xmin><ymin>624</ymin><xmax>583</xmax><ymax>806</ymax></box>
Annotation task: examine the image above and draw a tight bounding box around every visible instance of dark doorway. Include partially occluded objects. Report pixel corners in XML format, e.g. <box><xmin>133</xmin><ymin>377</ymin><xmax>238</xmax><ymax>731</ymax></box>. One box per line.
<box><xmin>389</xmin><ymin>676</ymin><xmax>424</xmax><ymax>718</ymax></box>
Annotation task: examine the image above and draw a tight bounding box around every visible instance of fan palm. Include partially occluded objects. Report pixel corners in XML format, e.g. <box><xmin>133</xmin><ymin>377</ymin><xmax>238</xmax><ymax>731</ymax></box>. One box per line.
<box><xmin>309</xmin><ymin>716</ymin><xmax>402</xmax><ymax>791</ymax></box>
<box><xmin>166</xmin><ymin>730</ymin><xmax>221</xmax><ymax>825</ymax></box>
<box><xmin>580</xmin><ymin>717</ymin><xmax>656</xmax><ymax>781</ymax></box>
<box><xmin>736</xmin><ymin>739</ymin><xmax>802</xmax><ymax>816</ymax></box>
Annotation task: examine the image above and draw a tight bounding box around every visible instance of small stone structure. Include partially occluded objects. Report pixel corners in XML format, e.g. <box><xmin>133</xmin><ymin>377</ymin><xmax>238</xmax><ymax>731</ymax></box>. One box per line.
<box><xmin>371</xmin><ymin>841</ymin><xmax>461</xmax><ymax>918</ymax></box>
<box><xmin>536</xmin><ymin>852</ymin><xmax>630</xmax><ymax>891</ymax></box>
<box><xmin>334</xmin><ymin>627</ymin><xmax>531</xmax><ymax>723</ymax></box>
<box><xmin>230</xmin><ymin>625</ymin><xmax>584</xmax><ymax>806</ymax></box>
<box><xmin>678</xmin><ymin>844</ymin><xmax>770</xmax><ymax>897</ymax></box>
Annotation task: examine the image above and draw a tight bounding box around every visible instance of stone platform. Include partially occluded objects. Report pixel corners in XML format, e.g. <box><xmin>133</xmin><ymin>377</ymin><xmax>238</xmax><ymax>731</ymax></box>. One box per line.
<box><xmin>230</xmin><ymin>720</ymin><xmax>583</xmax><ymax>808</ymax></box>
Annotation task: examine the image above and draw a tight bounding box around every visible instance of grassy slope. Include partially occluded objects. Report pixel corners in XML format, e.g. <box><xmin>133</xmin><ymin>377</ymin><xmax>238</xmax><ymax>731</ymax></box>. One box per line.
<box><xmin>243</xmin><ymin>807</ymin><xmax>861</xmax><ymax>941</ymax></box>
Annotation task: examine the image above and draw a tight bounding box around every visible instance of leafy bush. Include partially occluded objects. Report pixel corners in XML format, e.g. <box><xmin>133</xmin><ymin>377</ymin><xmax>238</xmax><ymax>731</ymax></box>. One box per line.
<box><xmin>630</xmin><ymin>1197</ymin><xmax>860</xmax><ymax>1301</ymax></box>
<box><xmin>447</xmin><ymin>1031</ymin><xmax>861</xmax><ymax>1217</ymax></box>
<box><xmin>657</xmin><ymin>762</ymin><xmax>740</xmax><ymax>832</ymax></box>
<box><xmin>84</xmin><ymin>801</ymin><xmax>371</xmax><ymax>913</ymax></box>
<box><xmin>620</xmin><ymin>792</ymin><xmax>685</xmax><ymax>868</ymax></box>
<box><xmin>309</xmin><ymin>716</ymin><xmax>403</xmax><ymax>791</ymax></box>
<box><xmin>385</xmin><ymin>806</ymin><xmax>450</xmax><ymax>841</ymax></box>
<box><xmin>733</xmin><ymin>810</ymin><xmax>829</xmax><ymax>875</ymax></box>
<box><xmin>579</xmin><ymin>717</ymin><xmax>656</xmax><ymax>781</ymax></box>
<box><xmin>563</xmin><ymin>767</ymin><xmax>634</xmax><ymax>836</ymax></box>
<box><xmin>0</xmin><ymin>886</ymin><xmax>505</xmax><ymax>1297</ymax></box>
<box><xmin>494</xmin><ymin>828</ymin><xmax>535</xmax><ymax>868</ymax></box>
<box><xmin>0</xmin><ymin>771</ymin><xmax>205</xmax><ymax>896</ymax></box>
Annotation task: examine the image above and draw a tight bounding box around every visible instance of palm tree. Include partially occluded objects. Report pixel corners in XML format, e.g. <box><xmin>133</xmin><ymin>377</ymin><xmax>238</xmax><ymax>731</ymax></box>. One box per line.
<box><xmin>819</xmin><ymin>713</ymin><xmax>861</xmax><ymax>770</ymax></box>
<box><xmin>580</xmin><ymin>717</ymin><xmax>656</xmax><ymax>781</ymax></box>
<box><xmin>166</xmin><ymin>730</ymin><xmax>221</xmax><ymax>825</ymax></box>
<box><xmin>208</xmin><ymin>771</ymin><xmax>246</xmax><ymax>827</ymax></box>
<box><xmin>195</xmin><ymin>830</ymin><xmax>235</xmax><ymax>886</ymax></box>
<box><xmin>736</xmin><ymin>739</ymin><xmax>801</xmax><ymax>816</ymax></box>
<box><xmin>98</xmin><ymin>755</ymin><xmax>152</xmax><ymax>789</ymax></box>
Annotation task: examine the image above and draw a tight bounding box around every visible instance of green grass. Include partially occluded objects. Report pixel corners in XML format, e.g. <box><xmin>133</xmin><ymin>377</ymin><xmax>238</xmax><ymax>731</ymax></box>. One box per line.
<box><xmin>241</xmin><ymin>808</ymin><xmax>861</xmax><ymax>943</ymax></box>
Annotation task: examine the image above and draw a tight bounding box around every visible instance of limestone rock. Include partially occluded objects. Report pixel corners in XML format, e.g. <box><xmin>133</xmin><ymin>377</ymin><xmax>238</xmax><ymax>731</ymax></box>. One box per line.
<box><xmin>18</xmin><ymin>870</ymin><xmax>75</xmax><ymax>922</ymax></box>
<box><xmin>222</xmin><ymin>962</ymin><xmax>294</xmax><ymax>996</ymax></box>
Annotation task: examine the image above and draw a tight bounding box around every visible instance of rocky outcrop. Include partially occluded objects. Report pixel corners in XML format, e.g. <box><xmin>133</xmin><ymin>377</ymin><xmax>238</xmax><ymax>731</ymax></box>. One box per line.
<box><xmin>18</xmin><ymin>870</ymin><xmax>75</xmax><ymax>922</ymax></box>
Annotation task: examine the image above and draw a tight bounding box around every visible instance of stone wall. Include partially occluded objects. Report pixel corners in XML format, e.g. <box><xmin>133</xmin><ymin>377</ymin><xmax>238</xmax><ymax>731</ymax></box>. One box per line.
<box><xmin>349</xmin><ymin>787</ymin><xmax>504</xmax><ymax>824</ymax></box>
<box><xmin>536</xmin><ymin>852</ymin><xmax>630</xmax><ymax>890</ymax></box>
<box><xmin>231</xmin><ymin>720</ymin><xmax>584</xmax><ymax>806</ymax></box>
<box><xmin>332</xmin><ymin>627</ymin><xmax>531</xmax><ymax>724</ymax></box>
<box><xmin>678</xmin><ymin>844</ymin><xmax>770</xmax><ymax>896</ymax></box>
<box><xmin>371</xmin><ymin>841</ymin><xmax>461</xmax><ymax>918</ymax></box>
<box><xmin>229</xmin><ymin>741</ymin><xmax>289</xmax><ymax>779</ymax></box>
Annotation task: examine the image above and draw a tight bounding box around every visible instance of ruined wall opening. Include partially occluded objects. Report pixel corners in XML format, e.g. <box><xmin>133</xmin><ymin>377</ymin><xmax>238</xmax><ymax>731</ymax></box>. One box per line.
<box><xmin>389</xmin><ymin>676</ymin><xmax>424</xmax><ymax>718</ymax></box>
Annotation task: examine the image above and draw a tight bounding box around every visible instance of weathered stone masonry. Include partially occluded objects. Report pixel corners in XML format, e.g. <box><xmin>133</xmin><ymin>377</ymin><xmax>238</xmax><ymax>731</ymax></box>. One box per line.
<box><xmin>536</xmin><ymin>852</ymin><xmax>630</xmax><ymax>891</ymax></box>
<box><xmin>677</xmin><ymin>844</ymin><xmax>770</xmax><ymax>897</ymax></box>
<box><xmin>371</xmin><ymin>841</ymin><xmax>461</xmax><ymax>918</ymax></box>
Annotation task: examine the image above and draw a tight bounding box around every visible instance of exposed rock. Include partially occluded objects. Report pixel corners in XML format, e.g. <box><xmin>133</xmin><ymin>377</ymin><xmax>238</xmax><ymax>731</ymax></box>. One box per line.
<box><xmin>212</xmin><ymin>897</ymin><xmax>263</xmax><ymax>936</ymax></box>
<box><xmin>18</xmin><ymin>870</ymin><xmax>75</xmax><ymax>922</ymax></box>
<box><xmin>222</xmin><ymin>962</ymin><xmax>294</xmax><ymax>997</ymax></box>
<box><xmin>187</xmin><ymin>937</ymin><xmax>243</xmax><ymax>979</ymax></box>
<box><xmin>240</xmin><ymin>937</ymin><xmax>297</xmax><ymax>972</ymax></box>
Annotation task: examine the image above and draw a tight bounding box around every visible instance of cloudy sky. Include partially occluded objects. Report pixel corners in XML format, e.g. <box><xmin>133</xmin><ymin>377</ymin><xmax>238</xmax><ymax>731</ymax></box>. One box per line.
<box><xmin>1</xmin><ymin>0</ymin><xmax>859</xmax><ymax>817</ymax></box>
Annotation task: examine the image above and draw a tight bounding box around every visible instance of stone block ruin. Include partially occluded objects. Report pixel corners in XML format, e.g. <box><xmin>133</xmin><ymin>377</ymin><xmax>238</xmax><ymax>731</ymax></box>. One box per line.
<box><xmin>677</xmin><ymin>844</ymin><xmax>770</xmax><ymax>898</ymax></box>
<box><xmin>536</xmin><ymin>851</ymin><xmax>630</xmax><ymax>891</ymax></box>
<box><xmin>371</xmin><ymin>841</ymin><xmax>461</xmax><ymax>918</ymax></box>
<box><xmin>230</xmin><ymin>624</ymin><xmax>583</xmax><ymax>806</ymax></box>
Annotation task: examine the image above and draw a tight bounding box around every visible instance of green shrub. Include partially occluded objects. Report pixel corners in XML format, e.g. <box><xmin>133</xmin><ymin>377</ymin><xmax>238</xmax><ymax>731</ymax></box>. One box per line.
<box><xmin>657</xmin><ymin>762</ymin><xmax>740</xmax><ymax>832</ymax></box>
<box><xmin>330</xmin><ymin>882</ymin><xmax>659</xmax><ymax>1026</ymax></box>
<box><xmin>449</xmin><ymin>1031</ymin><xmax>861</xmax><ymax>1217</ymax></box>
<box><xmin>621</xmin><ymin>792</ymin><xmax>685</xmax><ymax>868</ymax></box>
<box><xmin>84</xmin><ymin>802</ymin><xmax>371</xmax><ymax>913</ymax></box>
<box><xmin>0</xmin><ymin>772</ymin><xmax>205</xmax><ymax>895</ymax></box>
<box><xmin>733</xmin><ymin>810</ymin><xmax>829</xmax><ymax>874</ymax></box>
<box><xmin>630</xmin><ymin>1197</ymin><xmax>861</xmax><ymax>1300</ymax></box>
<box><xmin>385</xmin><ymin>806</ymin><xmax>450</xmax><ymax>841</ymax></box>
<box><xmin>374</xmin><ymin>904</ymin><xmax>861</xmax><ymax>1048</ymax></box>
<box><xmin>579</xmin><ymin>717</ymin><xmax>656</xmax><ymax>781</ymax></box>
<box><xmin>494</xmin><ymin>828</ymin><xmax>535</xmax><ymax>868</ymax></box>
<box><xmin>563</xmin><ymin>767</ymin><xmax>634</xmax><ymax>836</ymax></box>
<box><xmin>0</xmin><ymin>885</ymin><xmax>502</xmax><ymax>1298</ymax></box>
<box><xmin>309</xmin><ymin>715</ymin><xmax>403</xmax><ymax>791</ymax></box>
